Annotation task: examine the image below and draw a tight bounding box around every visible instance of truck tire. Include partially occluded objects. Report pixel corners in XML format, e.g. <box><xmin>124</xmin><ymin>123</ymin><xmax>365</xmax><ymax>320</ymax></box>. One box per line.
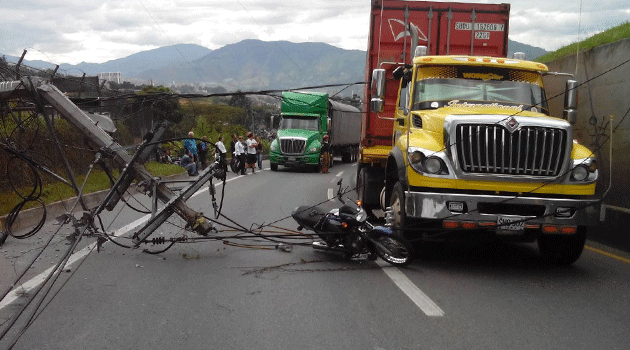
<box><xmin>389</xmin><ymin>181</ymin><xmax>406</xmax><ymax>229</ymax></box>
<box><xmin>357</xmin><ymin>166</ymin><xmax>378</xmax><ymax>217</ymax></box>
<box><xmin>537</xmin><ymin>226</ymin><xmax>587</xmax><ymax>265</ymax></box>
<box><xmin>270</xmin><ymin>163</ymin><xmax>278</xmax><ymax>171</ymax></box>
<box><xmin>342</xmin><ymin>152</ymin><xmax>351</xmax><ymax>163</ymax></box>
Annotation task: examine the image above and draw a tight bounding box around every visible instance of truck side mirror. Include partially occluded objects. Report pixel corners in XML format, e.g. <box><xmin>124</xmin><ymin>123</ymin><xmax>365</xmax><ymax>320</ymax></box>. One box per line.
<box><xmin>563</xmin><ymin>80</ymin><xmax>578</xmax><ymax>124</ymax></box>
<box><xmin>371</xmin><ymin>69</ymin><xmax>386</xmax><ymax>113</ymax></box>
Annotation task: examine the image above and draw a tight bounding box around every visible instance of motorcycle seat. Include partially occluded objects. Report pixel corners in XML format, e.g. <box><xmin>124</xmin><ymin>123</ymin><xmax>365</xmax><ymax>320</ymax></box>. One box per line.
<box><xmin>291</xmin><ymin>205</ymin><xmax>327</xmax><ymax>229</ymax></box>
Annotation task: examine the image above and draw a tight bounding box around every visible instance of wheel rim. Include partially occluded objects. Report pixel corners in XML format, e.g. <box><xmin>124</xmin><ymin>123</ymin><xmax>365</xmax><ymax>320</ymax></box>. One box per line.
<box><xmin>390</xmin><ymin>193</ymin><xmax>403</xmax><ymax>227</ymax></box>
<box><xmin>376</xmin><ymin>236</ymin><xmax>410</xmax><ymax>264</ymax></box>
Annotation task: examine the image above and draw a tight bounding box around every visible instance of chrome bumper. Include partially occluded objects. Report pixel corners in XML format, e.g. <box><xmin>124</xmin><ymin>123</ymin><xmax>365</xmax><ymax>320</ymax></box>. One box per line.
<box><xmin>405</xmin><ymin>191</ymin><xmax>600</xmax><ymax>226</ymax></box>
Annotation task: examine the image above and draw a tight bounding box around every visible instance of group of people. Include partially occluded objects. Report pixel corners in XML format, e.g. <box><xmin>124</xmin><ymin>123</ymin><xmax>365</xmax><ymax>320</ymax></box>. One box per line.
<box><xmin>176</xmin><ymin>131</ymin><xmax>333</xmax><ymax>176</ymax></box>
<box><xmin>178</xmin><ymin>131</ymin><xmax>263</xmax><ymax>177</ymax></box>
<box><xmin>180</xmin><ymin>131</ymin><xmax>227</xmax><ymax>176</ymax></box>
<box><xmin>230</xmin><ymin>132</ymin><xmax>263</xmax><ymax>175</ymax></box>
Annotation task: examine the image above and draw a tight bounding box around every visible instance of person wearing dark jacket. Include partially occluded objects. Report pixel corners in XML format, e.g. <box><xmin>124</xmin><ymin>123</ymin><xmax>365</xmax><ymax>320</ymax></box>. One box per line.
<box><xmin>320</xmin><ymin>134</ymin><xmax>331</xmax><ymax>174</ymax></box>
<box><xmin>197</xmin><ymin>136</ymin><xmax>209</xmax><ymax>169</ymax></box>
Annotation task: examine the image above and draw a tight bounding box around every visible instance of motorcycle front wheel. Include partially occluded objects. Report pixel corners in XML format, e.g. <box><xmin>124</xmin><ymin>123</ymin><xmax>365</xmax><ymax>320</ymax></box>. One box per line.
<box><xmin>372</xmin><ymin>232</ymin><xmax>414</xmax><ymax>267</ymax></box>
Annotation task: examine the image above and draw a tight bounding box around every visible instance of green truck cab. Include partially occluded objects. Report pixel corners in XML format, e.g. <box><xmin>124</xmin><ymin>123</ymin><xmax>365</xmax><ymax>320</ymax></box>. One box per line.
<box><xmin>270</xmin><ymin>91</ymin><xmax>361</xmax><ymax>171</ymax></box>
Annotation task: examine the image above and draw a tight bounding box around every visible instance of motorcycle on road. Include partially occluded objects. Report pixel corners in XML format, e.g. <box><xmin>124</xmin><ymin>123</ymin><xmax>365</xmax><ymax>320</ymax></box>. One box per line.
<box><xmin>291</xmin><ymin>180</ymin><xmax>414</xmax><ymax>266</ymax></box>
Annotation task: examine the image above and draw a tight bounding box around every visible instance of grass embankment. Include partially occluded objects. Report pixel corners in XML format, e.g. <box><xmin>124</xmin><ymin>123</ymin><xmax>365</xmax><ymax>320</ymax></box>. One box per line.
<box><xmin>537</xmin><ymin>22</ymin><xmax>630</xmax><ymax>63</ymax></box>
<box><xmin>0</xmin><ymin>162</ymin><xmax>185</xmax><ymax>217</ymax></box>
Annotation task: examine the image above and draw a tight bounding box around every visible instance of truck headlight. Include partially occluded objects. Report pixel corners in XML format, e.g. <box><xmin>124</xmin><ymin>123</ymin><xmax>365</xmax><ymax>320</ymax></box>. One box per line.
<box><xmin>571</xmin><ymin>165</ymin><xmax>589</xmax><ymax>181</ymax></box>
<box><xmin>570</xmin><ymin>158</ymin><xmax>597</xmax><ymax>182</ymax></box>
<box><xmin>309</xmin><ymin>147</ymin><xmax>319</xmax><ymax>153</ymax></box>
<box><xmin>408</xmin><ymin>149</ymin><xmax>449</xmax><ymax>175</ymax></box>
<box><xmin>270</xmin><ymin>144</ymin><xmax>278</xmax><ymax>151</ymax></box>
<box><xmin>409</xmin><ymin>151</ymin><xmax>424</xmax><ymax>164</ymax></box>
<box><xmin>424</xmin><ymin>157</ymin><xmax>444</xmax><ymax>174</ymax></box>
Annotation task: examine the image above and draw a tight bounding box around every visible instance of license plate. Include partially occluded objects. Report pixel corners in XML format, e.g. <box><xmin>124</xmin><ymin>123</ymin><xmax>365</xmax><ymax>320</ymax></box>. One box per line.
<box><xmin>496</xmin><ymin>216</ymin><xmax>525</xmax><ymax>234</ymax></box>
<box><xmin>288</xmin><ymin>157</ymin><xmax>296</xmax><ymax>161</ymax></box>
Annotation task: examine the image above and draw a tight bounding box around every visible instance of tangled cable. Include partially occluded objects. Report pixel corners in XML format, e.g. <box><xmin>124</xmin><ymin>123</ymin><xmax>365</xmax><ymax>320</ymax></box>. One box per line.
<box><xmin>1</xmin><ymin>148</ymin><xmax>47</xmax><ymax>240</ymax></box>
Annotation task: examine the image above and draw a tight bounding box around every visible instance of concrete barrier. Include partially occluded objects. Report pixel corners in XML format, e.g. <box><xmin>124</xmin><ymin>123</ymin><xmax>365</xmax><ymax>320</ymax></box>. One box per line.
<box><xmin>545</xmin><ymin>38</ymin><xmax>630</xmax><ymax>252</ymax></box>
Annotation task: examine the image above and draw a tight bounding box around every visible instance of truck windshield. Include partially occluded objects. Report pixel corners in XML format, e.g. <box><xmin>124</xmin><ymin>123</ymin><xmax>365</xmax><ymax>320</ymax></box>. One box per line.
<box><xmin>412</xmin><ymin>68</ymin><xmax>549</xmax><ymax>114</ymax></box>
<box><xmin>279</xmin><ymin>116</ymin><xmax>320</xmax><ymax>131</ymax></box>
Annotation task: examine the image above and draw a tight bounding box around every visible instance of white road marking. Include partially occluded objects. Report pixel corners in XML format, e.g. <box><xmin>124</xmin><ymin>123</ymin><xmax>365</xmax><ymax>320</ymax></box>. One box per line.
<box><xmin>1</xmin><ymin>174</ymin><xmax>246</xmax><ymax>311</ymax></box>
<box><xmin>0</xmin><ymin>215</ymin><xmax>150</xmax><ymax>311</ymax></box>
<box><xmin>327</xmin><ymin>188</ymin><xmax>334</xmax><ymax>200</ymax></box>
<box><xmin>331</xmin><ymin>170</ymin><xmax>344</xmax><ymax>183</ymax></box>
<box><xmin>376</xmin><ymin>260</ymin><xmax>445</xmax><ymax>317</ymax></box>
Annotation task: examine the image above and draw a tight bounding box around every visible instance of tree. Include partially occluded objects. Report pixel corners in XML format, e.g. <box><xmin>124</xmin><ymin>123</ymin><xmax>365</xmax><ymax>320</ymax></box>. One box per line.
<box><xmin>139</xmin><ymin>86</ymin><xmax>183</xmax><ymax>124</ymax></box>
<box><xmin>227</xmin><ymin>91</ymin><xmax>251</xmax><ymax>127</ymax></box>
<box><xmin>121</xmin><ymin>86</ymin><xmax>184</xmax><ymax>139</ymax></box>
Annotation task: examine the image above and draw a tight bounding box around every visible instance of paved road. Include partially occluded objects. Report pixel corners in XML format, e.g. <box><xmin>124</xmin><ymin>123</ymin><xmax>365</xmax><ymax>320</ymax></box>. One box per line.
<box><xmin>1</xmin><ymin>160</ymin><xmax>629</xmax><ymax>349</ymax></box>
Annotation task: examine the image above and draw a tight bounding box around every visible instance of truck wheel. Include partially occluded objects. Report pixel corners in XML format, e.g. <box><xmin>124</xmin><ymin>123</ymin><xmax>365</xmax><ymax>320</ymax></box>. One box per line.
<box><xmin>270</xmin><ymin>163</ymin><xmax>278</xmax><ymax>171</ymax></box>
<box><xmin>537</xmin><ymin>226</ymin><xmax>587</xmax><ymax>265</ymax></box>
<box><xmin>357</xmin><ymin>166</ymin><xmax>377</xmax><ymax>217</ymax></box>
<box><xmin>389</xmin><ymin>181</ymin><xmax>406</xmax><ymax>229</ymax></box>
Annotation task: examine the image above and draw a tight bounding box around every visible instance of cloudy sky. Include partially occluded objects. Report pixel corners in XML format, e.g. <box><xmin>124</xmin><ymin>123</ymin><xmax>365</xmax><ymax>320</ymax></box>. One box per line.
<box><xmin>1</xmin><ymin>0</ymin><xmax>628</xmax><ymax>65</ymax></box>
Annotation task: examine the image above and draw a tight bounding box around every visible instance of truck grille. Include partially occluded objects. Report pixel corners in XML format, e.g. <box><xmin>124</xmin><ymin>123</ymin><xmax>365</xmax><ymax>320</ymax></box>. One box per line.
<box><xmin>455</xmin><ymin>124</ymin><xmax>567</xmax><ymax>176</ymax></box>
<box><xmin>279</xmin><ymin>138</ymin><xmax>306</xmax><ymax>155</ymax></box>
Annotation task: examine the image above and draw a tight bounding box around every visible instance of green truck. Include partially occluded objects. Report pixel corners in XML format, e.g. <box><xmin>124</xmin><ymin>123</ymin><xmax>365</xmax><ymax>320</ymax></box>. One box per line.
<box><xmin>270</xmin><ymin>91</ymin><xmax>361</xmax><ymax>171</ymax></box>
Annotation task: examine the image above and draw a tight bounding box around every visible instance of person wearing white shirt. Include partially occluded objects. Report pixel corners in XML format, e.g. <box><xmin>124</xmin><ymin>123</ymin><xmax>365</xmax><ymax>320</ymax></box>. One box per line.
<box><xmin>214</xmin><ymin>136</ymin><xmax>228</xmax><ymax>172</ymax></box>
<box><xmin>215</xmin><ymin>136</ymin><xmax>227</xmax><ymax>154</ymax></box>
<box><xmin>245</xmin><ymin>132</ymin><xmax>258</xmax><ymax>173</ymax></box>
<box><xmin>234</xmin><ymin>135</ymin><xmax>246</xmax><ymax>175</ymax></box>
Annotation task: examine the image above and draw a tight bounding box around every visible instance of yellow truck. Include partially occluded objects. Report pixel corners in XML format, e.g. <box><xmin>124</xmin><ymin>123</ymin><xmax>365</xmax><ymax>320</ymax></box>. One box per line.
<box><xmin>358</xmin><ymin>0</ymin><xmax>599</xmax><ymax>265</ymax></box>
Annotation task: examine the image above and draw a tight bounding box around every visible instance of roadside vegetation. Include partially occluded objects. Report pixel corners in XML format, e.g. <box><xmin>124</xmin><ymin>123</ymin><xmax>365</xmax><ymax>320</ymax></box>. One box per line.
<box><xmin>0</xmin><ymin>162</ymin><xmax>184</xmax><ymax>216</ymax></box>
<box><xmin>537</xmin><ymin>21</ymin><xmax>630</xmax><ymax>63</ymax></box>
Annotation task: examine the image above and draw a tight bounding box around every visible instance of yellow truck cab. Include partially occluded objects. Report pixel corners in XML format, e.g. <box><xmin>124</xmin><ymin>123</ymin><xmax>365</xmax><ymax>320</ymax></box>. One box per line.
<box><xmin>370</xmin><ymin>49</ymin><xmax>600</xmax><ymax>265</ymax></box>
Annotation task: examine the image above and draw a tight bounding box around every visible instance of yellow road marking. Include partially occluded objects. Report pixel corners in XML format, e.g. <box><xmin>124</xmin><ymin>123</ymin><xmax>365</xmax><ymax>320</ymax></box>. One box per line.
<box><xmin>584</xmin><ymin>245</ymin><xmax>630</xmax><ymax>264</ymax></box>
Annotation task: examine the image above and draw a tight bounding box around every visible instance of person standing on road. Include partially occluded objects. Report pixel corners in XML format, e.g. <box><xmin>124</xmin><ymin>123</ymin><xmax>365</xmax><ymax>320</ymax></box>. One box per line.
<box><xmin>229</xmin><ymin>134</ymin><xmax>238</xmax><ymax>172</ymax></box>
<box><xmin>246</xmin><ymin>132</ymin><xmax>258</xmax><ymax>173</ymax></box>
<box><xmin>184</xmin><ymin>131</ymin><xmax>198</xmax><ymax>164</ymax></box>
<box><xmin>234</xmin><ymin>135</ymin><xmax>247</xmax><ymax>175</ymax></box>
<box><xmin>230</xmin><ymin>134</ymin><xmax>237</xmax><ymax>155</ymax></box>
<box><xmin>215</xmin><ymin>135</ymin><xmax>228</xmax><ymax>172</ymax></box>
<box><xmin>255</xmin><ymin>136</ymin><xmax>263</xmax><ymax>169</ymax></box>
<box><xmin>320</xmin><ymin>134</ymin><xmax>331</xmax><ymax>174</ymax></box>
<box><xmin>198</xmin><ymin>136</ymin><xmax>210</xmax><ymax>169</ymax></box>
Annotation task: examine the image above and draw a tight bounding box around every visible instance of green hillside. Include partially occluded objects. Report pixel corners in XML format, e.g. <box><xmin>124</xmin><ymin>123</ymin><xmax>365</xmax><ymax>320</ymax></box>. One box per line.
<box><xmin>537</xmin><ymin>22</ymin><xmax>630</xmax><ymax>63</ymax></box>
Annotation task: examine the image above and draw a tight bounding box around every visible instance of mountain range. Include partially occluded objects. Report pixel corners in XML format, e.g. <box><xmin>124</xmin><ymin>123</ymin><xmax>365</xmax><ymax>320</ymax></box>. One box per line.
<box><xmin>3</xmin><ymin>39</ymin><xmax>548</xmax><ymax>91</ymax></box>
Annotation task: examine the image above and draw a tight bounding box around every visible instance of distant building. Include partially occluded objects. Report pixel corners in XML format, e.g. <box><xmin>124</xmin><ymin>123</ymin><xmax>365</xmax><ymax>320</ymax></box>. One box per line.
<box><xmin>97</xmin><ymin>72</ymin><xmax>122</xmax><ymax>85</ymax></box>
